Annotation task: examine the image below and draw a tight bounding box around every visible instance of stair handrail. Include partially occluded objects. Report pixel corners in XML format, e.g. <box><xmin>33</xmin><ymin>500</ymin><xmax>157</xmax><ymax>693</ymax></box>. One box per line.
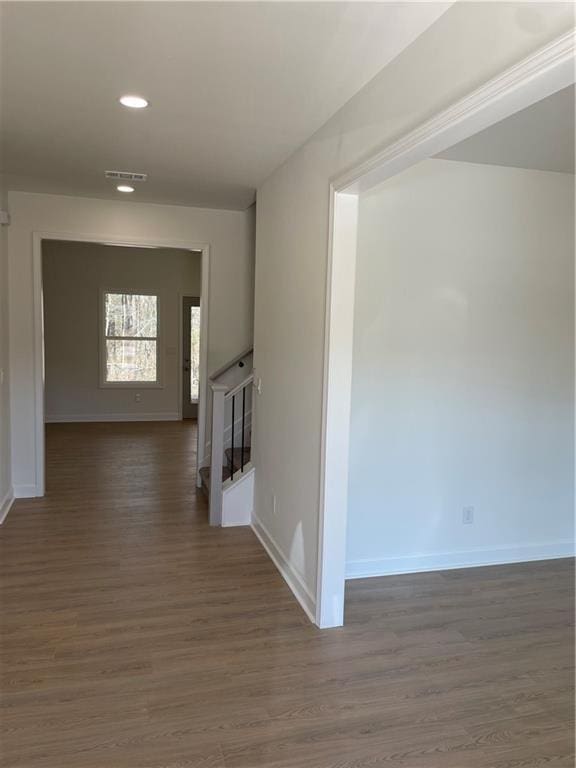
<box><xmin>224</xmin><ymin>373</ymin><xmax>254</xmax><ymax>401</ymax></box>
<box><xmin>209</xmin><ymin>346</ymin><xmax>253</xmax><ymax>383</ymax></box>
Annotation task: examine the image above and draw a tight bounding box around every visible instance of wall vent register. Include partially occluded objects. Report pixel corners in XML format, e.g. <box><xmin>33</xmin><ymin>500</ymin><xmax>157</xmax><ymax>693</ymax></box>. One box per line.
<box><xmin>104</xmin><ymin>170</ymin><xmax>148</xmax><ymax>182</ymax></box>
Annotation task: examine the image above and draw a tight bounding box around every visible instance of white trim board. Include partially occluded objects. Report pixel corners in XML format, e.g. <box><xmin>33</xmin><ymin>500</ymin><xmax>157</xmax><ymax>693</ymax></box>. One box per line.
<box><xmin>0</xmin><ymin>489</ymin><xmax>14</xmax><ymax>524</ymax></box>
<box><xmin>13</xmin><ymin>484</ymin><xmax>39</xmax><ymax>499</ymax></box>
<box><xmin>335</xmin><ymin>31</ymin><xmax>576</xmax><ymax>194</ymax></box>
<box><xmin>316</xmin><ymin>30</ymin><xmax>576</xmax><ymax>629</ymax></box>
<box><xmin>45</xmin><ymin>413</ymin><xmax>181</xmax><ymax>423</ymax></box>
<box><xmin>346</xmin><ymin>542</ymin><xmax>576</xmax><ymax>580</ymax></box>
<box><xmin>222</xmin><ymin>466</ymin><xmax>255</xmax><ymax>527</ymax></box>
<box><xmin>251</xmin><ymin>512</ymin><xmax>316</xmax><ymax>624</ymax></box>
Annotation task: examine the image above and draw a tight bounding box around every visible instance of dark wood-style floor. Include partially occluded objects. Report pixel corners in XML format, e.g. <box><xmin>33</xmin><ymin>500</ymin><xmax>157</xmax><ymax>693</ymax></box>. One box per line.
<box><xmin>0</xmin><ymin>422</ymin><xmax>574</xmax><ymax>767</ymax></box>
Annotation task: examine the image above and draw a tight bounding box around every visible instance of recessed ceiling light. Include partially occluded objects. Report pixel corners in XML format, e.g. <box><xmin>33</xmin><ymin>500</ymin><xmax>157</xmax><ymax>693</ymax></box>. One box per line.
<box><xmin>117</xmin><ymin>185</ymin><xmax>134</xmax><ymax>193</ymax></box>
<box><xmin>119</xmin><ymin>95</ymin><xmax>148</xmax><ymax>109</ymax></box>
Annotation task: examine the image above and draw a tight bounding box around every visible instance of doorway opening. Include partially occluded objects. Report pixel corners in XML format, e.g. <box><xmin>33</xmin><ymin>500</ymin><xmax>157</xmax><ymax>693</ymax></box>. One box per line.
<box><xmin>316</xmin><ymin>32</ymin><xmax>575</xmax><ymax>628</ymax></box>
<box><xmin>182</xmin><ymin>296</ymin><xmax>201</xmax><ymax>420</ymax></box>
<box><xmin>33</xmin><ymin>234</ymin><xmax>210</xmax><ymax>497</ymax></box>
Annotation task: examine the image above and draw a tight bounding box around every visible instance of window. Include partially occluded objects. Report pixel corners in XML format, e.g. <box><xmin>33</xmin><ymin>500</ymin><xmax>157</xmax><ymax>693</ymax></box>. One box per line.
<box><xmin>101</xmin><ymin>291</ymin><xmax>160</xmax><ymax>386</ymax></box>
<box><xmin>190</xmin><ymin>303</ymin><xmax>201</xmax><ymax>402</ymax></box>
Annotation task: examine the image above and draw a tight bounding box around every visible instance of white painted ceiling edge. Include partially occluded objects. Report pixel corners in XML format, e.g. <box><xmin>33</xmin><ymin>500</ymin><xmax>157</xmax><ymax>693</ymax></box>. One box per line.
<box><xmin>0</xmin><ymin>2</ymin><xmax>451</xmax><ymax>210</ymax></box>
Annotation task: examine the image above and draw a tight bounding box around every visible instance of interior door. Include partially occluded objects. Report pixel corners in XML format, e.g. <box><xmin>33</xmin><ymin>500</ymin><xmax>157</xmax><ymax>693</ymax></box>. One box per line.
<box><xmin>182</xmin><ymin>296</ymin><xmax>200</xmax><ymax>419</ymax></box>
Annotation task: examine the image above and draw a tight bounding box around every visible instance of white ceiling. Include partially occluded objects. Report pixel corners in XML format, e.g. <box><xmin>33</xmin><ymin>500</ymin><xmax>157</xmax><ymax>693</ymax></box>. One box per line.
<box><xmin>0</xmin><ymin>2</ymin><xmax>448</xmax><ymax>210</ymax></box>
<box><xmin>437</xmin><ymin>85</ymin><xmax>575</xmax><ymax>174</ymax></box>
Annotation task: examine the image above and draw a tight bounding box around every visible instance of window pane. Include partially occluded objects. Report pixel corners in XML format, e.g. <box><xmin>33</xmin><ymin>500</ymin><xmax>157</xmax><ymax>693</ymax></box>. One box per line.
<box><xmin>105</xmin><ymin>293</ymin><xmax>157</xmax><ymax>338</ymax></box>
<box><xmin>106</xmin><ymin>340</ymin><xmax>157</xmax><ymax>382</ymax></box>
<box><xmin>190</xmin><ymin>305</ymin><xmax>201</xmax><ymax>402</ymax></box>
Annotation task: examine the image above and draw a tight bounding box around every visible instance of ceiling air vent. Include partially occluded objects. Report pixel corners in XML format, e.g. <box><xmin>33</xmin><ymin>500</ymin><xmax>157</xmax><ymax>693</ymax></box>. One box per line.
<box><xmin>105</xmin><ymin>170</ymin><xmax>148</xmax><ymax>182</ymax></box>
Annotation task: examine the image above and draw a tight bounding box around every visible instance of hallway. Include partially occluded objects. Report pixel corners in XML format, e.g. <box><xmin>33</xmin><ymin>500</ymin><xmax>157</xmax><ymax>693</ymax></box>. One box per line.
<box><xmin>0</xmin><ymin>423</ymin><xmax>573</xmax><ymax>767</ymax></box>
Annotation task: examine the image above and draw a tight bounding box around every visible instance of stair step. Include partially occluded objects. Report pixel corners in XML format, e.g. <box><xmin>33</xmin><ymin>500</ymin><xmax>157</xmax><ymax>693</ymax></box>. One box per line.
<box><xmin>199</xmin><ymin>465</ymin><xmax>232</xmax><ymax>495</ymax></box>
<box><xmin>224</xmin><ymin>447</ymin><xmax>251</xmax><ymax>473</ymax></box>
<box><xmin>199</xmin><ymin>448</ymin><xmax>252</xmax><ymax>497</ymax></box>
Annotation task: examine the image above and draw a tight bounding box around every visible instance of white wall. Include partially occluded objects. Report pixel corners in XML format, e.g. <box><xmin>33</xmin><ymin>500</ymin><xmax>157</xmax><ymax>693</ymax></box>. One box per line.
<box><xmin>0</xmin><ymin>176</ymin><xmax>12</xmax><ymax>520</ymax></box>
<box><xmin>252</xmin><ymin>3</ymin><xmax>575</xmax><ymax>615</ymax></box>
<box><xmin>8</xmin><ymin>191</ymin><xmax>255</xmax><ymax>496</ymax></box>
<box><xmin>42</xmin><ymin>241</ymin><xmax>201</xmax><ymax>421</ymax></box>
<box><xmin>347</xmin><ymin>159</ymin><xmax>574</xmax><ymax>577</ymax></box>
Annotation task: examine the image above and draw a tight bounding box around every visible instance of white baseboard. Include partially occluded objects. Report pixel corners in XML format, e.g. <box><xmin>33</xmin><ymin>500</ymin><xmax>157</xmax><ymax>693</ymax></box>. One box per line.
<box><xmin>0</xmin><ymin>488</ymin><xmax>14</xmax><ymax>524</ymax></box>
<box><xmin>13</xmin><ymin>484</ymin><xmax>41</xmax><ymax>499</ymax></box>
<box><xmin>45</xmin><ymin>413</ymin><xmax>181</xmax><ymax>423</ymax></box>
<box><xmin>251</xmin><ymin>512</ymin><xmax>316</xmax><ymax>624</ymax></box>
<box><xmin>345</xmin><ymin>541</ymin><xmax>576</xmax><ymax>580</ymax></box>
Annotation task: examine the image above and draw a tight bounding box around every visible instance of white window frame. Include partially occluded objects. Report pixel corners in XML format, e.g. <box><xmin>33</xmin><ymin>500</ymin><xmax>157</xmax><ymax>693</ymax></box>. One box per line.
<box><xmin>99</xmin><ymin>288</ymin><xmax>163</xmax><ymax>389</ymax></box>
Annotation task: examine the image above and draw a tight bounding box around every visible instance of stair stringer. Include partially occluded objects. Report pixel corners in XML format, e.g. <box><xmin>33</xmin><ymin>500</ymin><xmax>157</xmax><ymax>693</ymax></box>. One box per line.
<box><xmin>221</xmin><ymin>464</ymin><xmax>255</xmax><ymax>527</ymax></box>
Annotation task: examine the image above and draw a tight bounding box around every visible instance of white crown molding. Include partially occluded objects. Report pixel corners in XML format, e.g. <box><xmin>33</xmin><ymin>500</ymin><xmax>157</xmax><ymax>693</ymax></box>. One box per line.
<box><xmin>334</xmin><ymin>29</ymin><xmax>576</xmax><ymax>193</ymax></box>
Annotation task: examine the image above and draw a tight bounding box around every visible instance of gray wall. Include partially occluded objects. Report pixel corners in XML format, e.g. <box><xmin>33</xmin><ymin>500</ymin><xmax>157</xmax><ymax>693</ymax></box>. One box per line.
<box><xmin>0</xmin><ymin>175</ymin><xmax>11</xmax><ymax>513</ymax></box>
<box><xmin>347</xmin><ymin>159</ymin><xmax>575</xmax><ymax>576</ymax></box>
<box><xmin>43</xmin><ymin>241</ymin><xmax>201</xmax><ymax>420</ymax></box>
<box><xmin>8</xmin><ymin>192</ymin><xmax>255</xmax><ymax>495</ymax></box>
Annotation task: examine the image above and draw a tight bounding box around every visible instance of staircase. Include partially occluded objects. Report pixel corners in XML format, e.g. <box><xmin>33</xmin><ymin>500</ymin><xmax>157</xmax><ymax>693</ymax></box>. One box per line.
<box><xmin>199</xmin><ymin>447</ymin><xmax>252</xmax><ymax>491</ymax></box>
<box><xmin>199</xmin><ymin>349</ymin><xmax>254</xmax><ymax>527</ymax></box>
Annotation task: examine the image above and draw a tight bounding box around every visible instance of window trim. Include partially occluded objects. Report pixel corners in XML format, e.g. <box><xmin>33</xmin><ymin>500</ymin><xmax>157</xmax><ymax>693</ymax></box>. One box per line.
<box><xmin>99</xmin><ymin>288</ymin><xmax>163</xmax><ymax>389</ymax></box>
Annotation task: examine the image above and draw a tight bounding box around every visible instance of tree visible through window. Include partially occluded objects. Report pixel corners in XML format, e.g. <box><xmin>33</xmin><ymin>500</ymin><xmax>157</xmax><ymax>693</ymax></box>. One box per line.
<box><xmin>190</xmin><ymin>305</ymin><xmax>200</xmax><ymax>401</ymax></box>
<box><xmin>103</xmin><ymin>292</ymin><xmax>159</xmax><ymax>383</ymax></box>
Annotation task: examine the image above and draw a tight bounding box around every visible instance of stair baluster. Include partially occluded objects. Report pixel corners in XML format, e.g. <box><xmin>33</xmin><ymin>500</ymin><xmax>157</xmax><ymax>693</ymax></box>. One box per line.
<box><xmin>202</xmin><ymin>370</ymin><xmax>254</xmax><ymax>526</ymax></box>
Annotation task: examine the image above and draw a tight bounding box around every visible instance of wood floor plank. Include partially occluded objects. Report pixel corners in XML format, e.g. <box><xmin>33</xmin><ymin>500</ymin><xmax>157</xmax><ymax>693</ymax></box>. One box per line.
<box><xmin>0</xmin><ymin>422</ymin><xmax>573</xmax><ymax>767</ymax></box>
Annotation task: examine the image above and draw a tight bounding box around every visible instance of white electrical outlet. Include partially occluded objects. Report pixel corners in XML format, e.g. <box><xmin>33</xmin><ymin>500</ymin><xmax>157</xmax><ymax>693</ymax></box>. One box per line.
<box><xmin>462</xmin><ymin>506</ymin><xmax>474</xmax><ymax>525</ymax></box>
<box><xmin>135</xmin><ymin>393</ymin><xmax>142</xmax><ymax>403</ymax></box>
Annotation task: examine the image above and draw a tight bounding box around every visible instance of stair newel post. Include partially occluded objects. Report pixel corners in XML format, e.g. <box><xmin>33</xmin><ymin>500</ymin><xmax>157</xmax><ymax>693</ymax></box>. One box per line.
<box><xmin>209</xmin><ymin>383</ymin><xmax>227</xmax><ymax>526</ymax></box>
